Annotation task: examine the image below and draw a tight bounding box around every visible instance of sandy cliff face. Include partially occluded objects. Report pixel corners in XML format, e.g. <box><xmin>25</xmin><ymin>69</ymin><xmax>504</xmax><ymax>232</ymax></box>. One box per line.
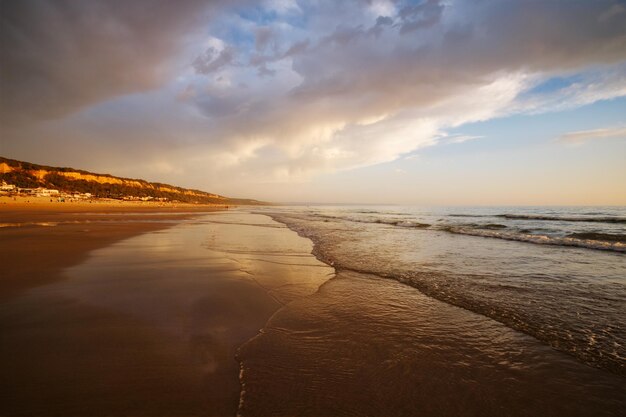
<box><xmin>56</xmin><ymin>171</ymin><xmax>149</xmax><ymax>188</ymax></box>
<box><xmin>3</xmin><ymin>164</ymin><xmax>146</xmax><ymax>187</ymax></box>
<box><xmin>0</xmin><ymin>163</ymin><xmax>12</xmax><ymax>174</ymax></box>
<box><xmin>1</xmin><ymin>159</ymin><xmax>222</xmax><ymax>199</ymax></box>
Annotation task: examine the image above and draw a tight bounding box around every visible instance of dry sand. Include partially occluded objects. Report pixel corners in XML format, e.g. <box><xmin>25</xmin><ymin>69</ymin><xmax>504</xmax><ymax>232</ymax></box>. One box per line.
<box><xmin>0</xmin><ymin>194</ymin><xmax>230</xmax><ymax>211</ymax></box>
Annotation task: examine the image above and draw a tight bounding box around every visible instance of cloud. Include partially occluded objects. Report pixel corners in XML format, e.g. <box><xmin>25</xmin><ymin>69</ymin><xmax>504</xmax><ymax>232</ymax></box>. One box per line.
<box><xmin>512</xmin><ymin>64</ymin><xmax>626</xmax><ymax>115</ymax></box>
<box><xmin>557</xmin><ymin>126</ymin><xmax>626</xmax><ymax>145</ymax></box>
<box><xmin>193</xmin><ymin>46</ymin><xmax>237</xmax><ymax>74</ymax></box>
<box><xmin>441</xmin><ymin>134</ymin><xmax>484</xmax><ymax>145</ymax></box>
<box><xmin>2</xmin><ymin>0</ymin><xmax>626</xmax><ymax>188</ymax></box>
<box><xmin>0</xmin><ymin>0</ymin><xmax>243</xmax><ymax>125</ymax></box>
<box><xmin>397</xmin><ymin>0</ymin><xmax>444</xmax><ymax>34</ymax></box>
<box><xmin>263</xmin><ymin>0</ymin><xmax>302</xmax><ymax>15</ymax></box>
<box><xmin>255</xmin><ymin>27</ymin><xmax>275</xmax><ymax>52</ymax></box>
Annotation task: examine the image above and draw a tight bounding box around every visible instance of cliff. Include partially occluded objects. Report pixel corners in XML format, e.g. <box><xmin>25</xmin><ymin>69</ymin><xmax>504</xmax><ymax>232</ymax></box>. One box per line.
<box><xmin>0</xmin><ymin>157</ymin><xmax>264</xmax><ymax>205</ymax></box>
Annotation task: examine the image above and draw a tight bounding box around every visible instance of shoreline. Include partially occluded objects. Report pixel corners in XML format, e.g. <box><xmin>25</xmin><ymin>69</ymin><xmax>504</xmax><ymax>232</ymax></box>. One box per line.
<box><xmin>238</xmin><ymin>212</ymin><xmax>626</xmax><ymax>417</ymax></box>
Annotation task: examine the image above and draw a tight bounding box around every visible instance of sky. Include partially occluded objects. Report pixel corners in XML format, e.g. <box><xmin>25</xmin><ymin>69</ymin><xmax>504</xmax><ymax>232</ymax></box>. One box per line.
<box><xmin>1</xmin><ymin>0</ymin><xmax>625</xmax><ymax>205</ymax></box>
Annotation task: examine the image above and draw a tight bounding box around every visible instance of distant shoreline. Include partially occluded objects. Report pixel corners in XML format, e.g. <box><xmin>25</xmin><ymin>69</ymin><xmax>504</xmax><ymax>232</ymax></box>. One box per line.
<box><xmin>0</xmin><ymin>195</ymin><xmax>232</xmax><ymax>211</ymax></box>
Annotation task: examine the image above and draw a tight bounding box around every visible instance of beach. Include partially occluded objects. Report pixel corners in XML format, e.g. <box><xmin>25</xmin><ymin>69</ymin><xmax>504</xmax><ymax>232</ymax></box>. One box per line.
<box><xmin>0</xmin><ymin>199</ymin><xmax>227</xmax><ymax>297</ymax></box>
<box><xmin>0</xmin><ymin>204</ymin><xmax>331</xmax><ymax>416</ymax></box>
<box><xmin>1</xmin><ymin>204</ymin><xmax>624</xmax><ymax>416</ymax></box>
<box><xmin>3</xmin><ymin>1</ymin><xmax>624</xmax><ymax>415</ymax></box>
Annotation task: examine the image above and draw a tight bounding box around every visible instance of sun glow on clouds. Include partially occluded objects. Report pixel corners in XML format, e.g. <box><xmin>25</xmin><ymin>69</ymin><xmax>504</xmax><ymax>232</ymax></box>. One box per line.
<box><xmin>2</xmin><ymin>0</ymin><xmax>626</xmax><ymax>196</ymax></box>
<box><xmin>171</xmin><ymin>1</ymin><xmax>626</xmax><ymax>182</ymax></box>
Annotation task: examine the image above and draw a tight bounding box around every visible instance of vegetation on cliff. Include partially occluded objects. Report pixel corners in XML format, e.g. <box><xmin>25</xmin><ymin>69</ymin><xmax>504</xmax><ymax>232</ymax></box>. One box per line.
<box><xmin>0</xmin><ymin>157</ymin><xmax>264</xmax><ymax>205</ymax></box>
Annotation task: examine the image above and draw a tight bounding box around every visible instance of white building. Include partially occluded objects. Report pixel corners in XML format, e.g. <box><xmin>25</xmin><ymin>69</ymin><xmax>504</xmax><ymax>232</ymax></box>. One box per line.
<box><xmin>0</xmin><ymin>182</ymin><xmax>16</xmax><ymax>192</ymax></box>
<box><xmin>37</xmin><ymin>188</ymin><xmax>60</xmax><ymax>197</ymax></box>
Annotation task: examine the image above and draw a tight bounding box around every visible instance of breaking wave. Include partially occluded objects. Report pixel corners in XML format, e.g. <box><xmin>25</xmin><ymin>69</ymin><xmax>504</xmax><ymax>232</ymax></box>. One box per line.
<box><xmin>449</xmin><ymin>213</ymin><xmax>626</xmax><ymax>224</ymax></box>
<box><xmin>441</xmin><ymin>227</ymin><xmax>626</xmax><ymax>253</ymax></box>
<box><xmin>495</xmin><ymin>214</ymin><xmax>626</xmax><ymax>224</ymax></box>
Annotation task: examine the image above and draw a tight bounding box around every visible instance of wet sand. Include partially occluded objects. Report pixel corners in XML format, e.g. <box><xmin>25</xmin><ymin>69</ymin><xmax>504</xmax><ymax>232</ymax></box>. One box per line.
<box><xmin>0</xmin><ymin>204</ymin><xmax>223</xmax><ymax>298</ymax></box>
<box><xmin>0</xmin><ymin>211</ymin><xmax>332</xmax><ymax>416</ymax></box>
<box><xmin>239</xmin><ymin>270</ymin><xmax>625</xmax><ymax>417</ymax></box>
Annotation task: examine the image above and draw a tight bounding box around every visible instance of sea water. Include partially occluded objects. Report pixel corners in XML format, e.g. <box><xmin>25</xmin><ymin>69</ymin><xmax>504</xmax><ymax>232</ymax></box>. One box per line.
<box><xmin>237</xmin><ymin>205</ymin><xmax>625</xmax><ymax>416</ymax></box>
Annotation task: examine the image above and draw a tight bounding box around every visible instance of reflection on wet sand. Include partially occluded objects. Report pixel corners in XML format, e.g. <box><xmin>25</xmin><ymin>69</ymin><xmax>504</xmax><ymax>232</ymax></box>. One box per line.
<box><xmin>0</xmin><ymin>212</ymin><xmax>332</xmax><ymax>416</ymax></box>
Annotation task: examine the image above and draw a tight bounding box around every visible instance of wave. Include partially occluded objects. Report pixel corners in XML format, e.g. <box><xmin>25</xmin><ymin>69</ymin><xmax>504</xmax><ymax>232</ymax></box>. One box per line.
<box><xmin>442</xmin><ymin>227</ymin><xmax>626</xmax><ymax>253</ymax></box>
<box><xmin>449</xmin><ymin>214</ymin><xmax>490</xmax><ymax>218</ymax></box>
<box><xmin>372</xmin><ymin>219</ymin><xmax>430</xmax><ymax>228</ymax></box>
<box><xmin>449</xmin><ymin>213</ymin><xmax>626</xmax><ymax>224</ymax></box>
<box><xmin>269</xmin><ymin>212</ymin><xmax>626</xmax><ymax>377</ymax></box>
<box><xmin>476</xmin><ymin>223</ymin><xmax>507</xmax><ymax>230</ymax></box>
<box><xmin>308</xmin><ymin>213</ymin><xmax>430</xmax><ymax>229</ymax></box>
<box><xmin>496</xmin><ymin>214</ymin><xmax>626</xmax><ymax>224</ymax></box>
<box><xmin>302</xmin><ymin>211</ymin><xmax>625</xmax><ymax>252</ymax></box>
<box><xmin>566</xmin><ymin>232</ymin><xmax>626</xmax><ymax>244</ymax></box>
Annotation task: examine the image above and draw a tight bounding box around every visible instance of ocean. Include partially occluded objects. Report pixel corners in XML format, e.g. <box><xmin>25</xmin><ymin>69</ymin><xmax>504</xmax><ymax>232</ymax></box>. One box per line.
<box><xmin>237</xmin><ymin>205</ymin><xmax>625</xmax><ymax>416</ymax></box>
